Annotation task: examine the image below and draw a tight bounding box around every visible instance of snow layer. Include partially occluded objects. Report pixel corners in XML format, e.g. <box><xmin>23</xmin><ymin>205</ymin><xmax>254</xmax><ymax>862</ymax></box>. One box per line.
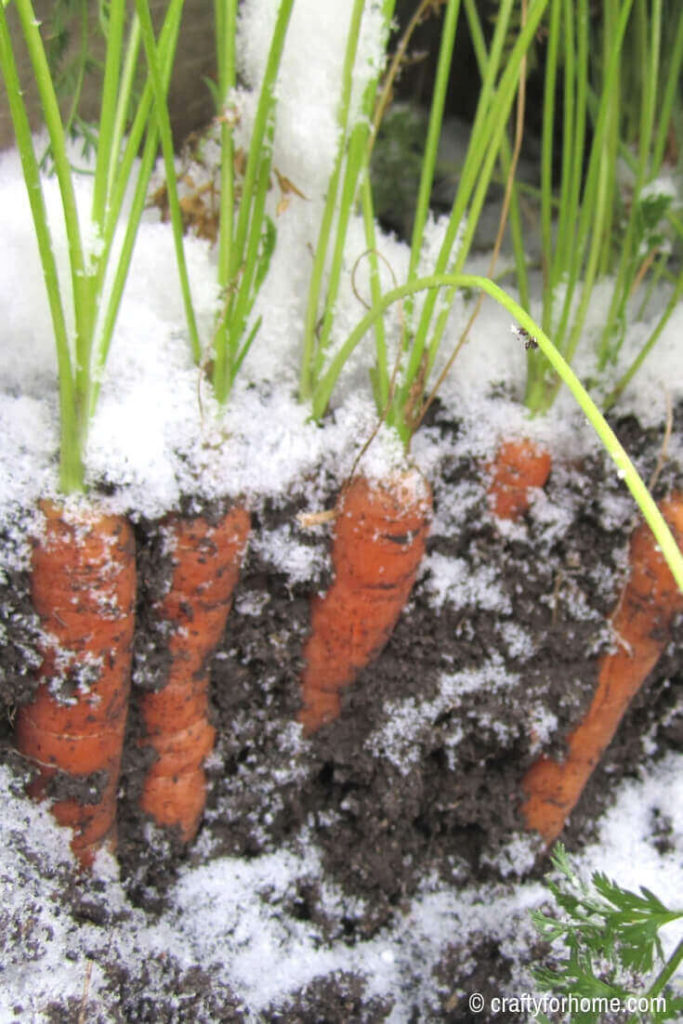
<box><xmin>2</xmin><ymin>753</ymin><xmax>682</xmax><ymax>1021</ymax></box>
<box><xmin>1</xmin><ymin>0</ymin><xmax>682</xmax><ymax>1017</ymax></box>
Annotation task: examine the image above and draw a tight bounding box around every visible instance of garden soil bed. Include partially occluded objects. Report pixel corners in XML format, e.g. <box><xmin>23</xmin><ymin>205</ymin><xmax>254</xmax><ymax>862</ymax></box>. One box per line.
<box><xmin>2</xmin><ymin>401</ymin><xmax>682</xmax><ymax>1022</ymax></box>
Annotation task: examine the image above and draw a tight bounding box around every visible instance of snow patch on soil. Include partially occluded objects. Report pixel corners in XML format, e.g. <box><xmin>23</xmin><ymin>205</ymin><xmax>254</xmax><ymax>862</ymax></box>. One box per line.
<box><xmin>2</xmin><ymin>754</ymin><xmax>682</xmax><ymax>1020</ymax></box>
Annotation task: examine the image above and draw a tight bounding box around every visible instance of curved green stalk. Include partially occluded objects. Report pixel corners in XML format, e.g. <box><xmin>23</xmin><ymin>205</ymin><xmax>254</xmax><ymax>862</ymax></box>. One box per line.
<box><xmin>313</xmin><ymin>272</ymin><xmax>683</xmax><ymax>592</ymax></box>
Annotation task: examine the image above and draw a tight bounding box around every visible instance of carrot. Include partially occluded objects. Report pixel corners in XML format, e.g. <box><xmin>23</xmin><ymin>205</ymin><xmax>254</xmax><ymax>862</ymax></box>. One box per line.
<box><xmin>15</xmin><ymin>501</ymin><xmax>136</xmax><ymax>868</ymax></box>
<box><xmin>487</xmin><ymin>439</ymin><xmax>551</xmax><ymax>520</ymax></box>
<box><xmin>521</xmin><ymin>493</ymin><xmax>683</xmax><ymax>845</ymax></box>
<box><xmin>299</xmin><ymin>471</ymin><xmax>432</xmax><ymax>735</ymax></box>
<box><xmin>138</xmin><ymin>506</ymin><xmax>250</xmax><ymax>842</ymax></box>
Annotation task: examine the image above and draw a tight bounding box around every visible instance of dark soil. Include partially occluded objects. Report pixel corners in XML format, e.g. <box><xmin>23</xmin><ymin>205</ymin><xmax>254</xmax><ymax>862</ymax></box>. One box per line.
<box><xmin>1</xmin><ymin>405</ymin><xmax>682</xmax><ymax>1022</ymax></box>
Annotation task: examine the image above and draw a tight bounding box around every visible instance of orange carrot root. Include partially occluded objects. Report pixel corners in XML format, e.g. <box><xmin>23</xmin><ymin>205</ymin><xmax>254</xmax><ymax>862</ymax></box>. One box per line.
<box><xmin>138</xmin><ymin>506</ymin><xmax>250</xmax><ymax>842</ymax></box>
<box><xmin>15</xmin><ymin>501</ymin><xmax>136</xmax><ymax>867</ymax></box>
<box><xmin>487</xmin><ymin>439</ymin><xmax>551</xmax><ymax>520</ymax></box>
<box><xmin>299</xmin><ymin>471</ymin><xmax>432</xmax><ymax>735</ymax></box>
<box><xmin>522</xmin><ymin>494</ymin><xmax>683</xmax><ymax>845</ymax></box>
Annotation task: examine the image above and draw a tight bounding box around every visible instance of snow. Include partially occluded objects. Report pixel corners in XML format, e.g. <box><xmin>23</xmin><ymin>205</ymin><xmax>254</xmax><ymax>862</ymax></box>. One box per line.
<box><xmin>2</xmin><ymin>753</ymin><xmax>682</xmax><ymax>1020</ymax></box>
<box><xmin>237</xmin><ymin>0</ymin><xmax>389</xmax><ymax>196</ymax></box>
<box><xmin>1</xmin><ymin>0</ymin><xmax>683</xmax><ymax>1017</ymax></box>
<box><xmin>424</xmin><ymin>553</ymin><xmax>510</xmax><ymax>613</ymax></box>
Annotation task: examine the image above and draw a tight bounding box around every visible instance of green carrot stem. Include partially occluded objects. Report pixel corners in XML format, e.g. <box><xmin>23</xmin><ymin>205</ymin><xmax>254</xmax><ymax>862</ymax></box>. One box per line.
<box><xmin>0</xmin><ymin>6</ymin><xmax>82</xmax><ymax>493</ymax></box>
<box><xmin>213</xmin><ymin>0</ymin><xmax>294</xmax><ymax>403</ymax></box>
<box><xmin>311</xmin><ymin>0</ymin><xmax>397</xmax><ymax>398</ymax></box>
<box><xmin>645</xmin><ymin>937</ymin><xmax>683</xmax><ymax>1003</ymax></box>
<box><xmin>407</xmin><ymin>0</ymin><xmax>460</xmax><ymax>284</ymax></box>
<box><xmin>92</xmin><ymin>0</ymin><xmax>126</xmax><ymax>230</ymax></box>
<box><xmin>135</xmin><ymin>0</ymin><xmax>202</xmax><ymax>365</ymax></box>
<box><xmin>211</xmin><ymin>0</ymin><xmax>237</xmax><ymax>400</ymax></box>
<box><xmin>597</xmin><ymin>0</ymin><xmax>661</xmax><ymax>369</ymax></box>
<box><xmin>540</xmin><ymin>0</ymin><xmax>561</xmax><ymax>327</ymax></box>
<box><xmin>603</xmin><ymin>272</ymin><xmax>683</xmax><ymax>413</ymax></box>
<box><xmin>551</xmin><ymin>0</ymin><xmax>576</xmax><ymax>304</ymax></box>
<box><xmin>313</xmin><ymin>108</ymin><xmax>380</xmax><ymax>385</ymax></box>
<box><xmin>14</xmin><ymin>0</ymin><xmax>93</xmax><ymax>431</ymax></box>
<box><xmin>220</xmin><ymin>157</ymin><xmax>272</xmax><ymax>384</ymax></box>
<box><xmin>91</xmin><ymin>2</ymin><xmax>183</xmax><ymax>412</ymax></box>
<box><xmin>215</xmin><ymin>0</ymin><xmax>236</xmax><ymax>292</ymax></box>
<box><xmin>402</xmin><ymin>0</ymin><xmax>548</xmax><ymax>402</ymax></box>
<box><xmin>90</xmin><ymin>123</ymin><xmax>161</xmax><ymax>414</ymax></box>
<box><xmin>525</xmin><ymin>0</ymin><xmax>634</xmax><ymax>416</ymax></box>
<box><xmin>651</xmin><ymin>5</ymin><xmax>683</xmax><ymax>171</ymax></box>
<box><xmin>299</xmin><ymin>0</ymin><xmax>366</xmax><ymax>403</ymax></box>
<box><xmin>361</xmin><ymin>173</ymin><xmax>389</xmax><ymax>411</ymax></box>
<box><xmin>461</xmin><ymin>0</ymin><xmax>530</xmax><ymax>307</ymax></box>
<box><xmin>100</xmin><ymin>1</ymin><xmax>180</xmax><ymax>285</ymax></box>
<box><xmin>595</xmin><ymin>0</ymin><xmax>621</xmax><ymax>279</ymax></box>
<box><xmin>105</xmin><ymin>11</ymin><xmax>142</xmax><ymax>208</ymax></box>
<box><xmin>229</xmin><ymin>0</ymin><xmax>294</xmax><ymax>278</ymax></box>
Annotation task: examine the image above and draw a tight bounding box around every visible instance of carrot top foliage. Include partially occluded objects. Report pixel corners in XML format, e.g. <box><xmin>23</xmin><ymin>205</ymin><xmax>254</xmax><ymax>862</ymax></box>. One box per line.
<box><xmin>533</xmin><ymin>844</ymin><xmax>683</xmax><ymax>1024</ymax></box>
<box><xmin>0</xmin><ymin>0</ymin><xmax>186</xmax><ymax>494</ymax></box>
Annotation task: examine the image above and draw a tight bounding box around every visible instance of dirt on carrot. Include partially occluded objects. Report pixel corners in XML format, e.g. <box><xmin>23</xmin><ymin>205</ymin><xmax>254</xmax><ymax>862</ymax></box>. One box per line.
<box><xmin>521</xmin><ymin>493</ymin><xmax>683</xmax><ymax>845</ymax></box>
<box><xmin>14</xmin><ymin>501</ymin><xmax>136</xmax><ymax>868</ymax></box>
<box><xmin>138</xmin><ymin>506</ymin><xmax>251</xmax><ymax>842</ymax></box>
<box><xmin>299</xmin><ymin>471</ymin><xmax>433</xmax><ymax>735</ymax></box>
<box><xmin>486</xmin><ymin>439</ymin><xmax>552</xmax><ymax>520</ymax></box>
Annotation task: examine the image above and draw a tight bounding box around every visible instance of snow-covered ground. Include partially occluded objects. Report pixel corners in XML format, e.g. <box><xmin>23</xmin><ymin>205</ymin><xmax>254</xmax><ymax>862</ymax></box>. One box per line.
<box><xmin>2</xmin><ymin>754</ymin><xmax>682</xmax><ymax>1020</ymax></box>
<box><xmin>1</xmin><ymin>1</ymin><xmax>682</xmax><ymax>1019</ymax></box>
